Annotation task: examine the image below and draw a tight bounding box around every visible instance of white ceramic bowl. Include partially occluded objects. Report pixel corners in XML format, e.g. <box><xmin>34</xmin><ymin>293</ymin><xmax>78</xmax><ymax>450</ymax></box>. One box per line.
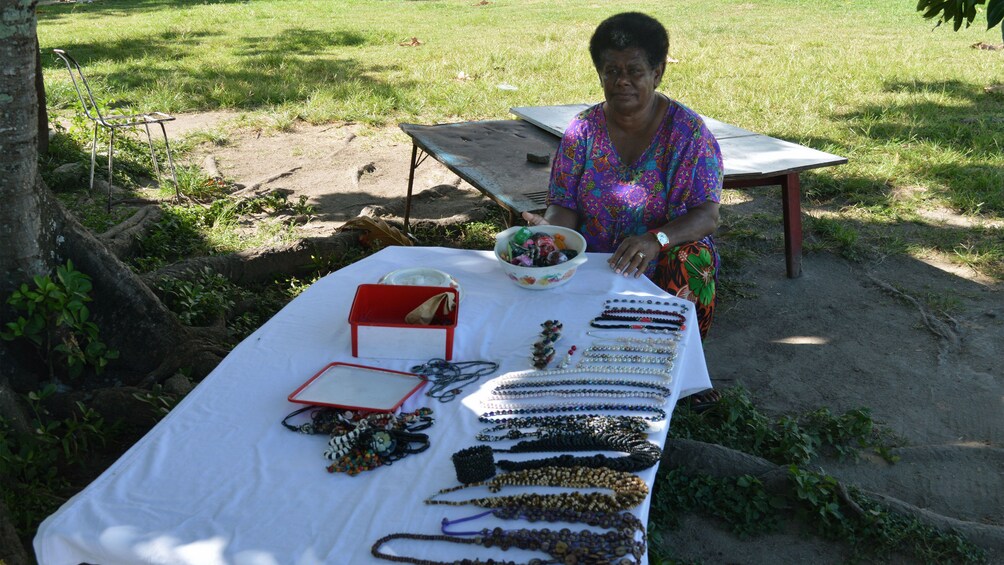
<box><xmin>494</xmin><ymin>225</ymin><xmax>588</xmax><ymax>290</ymax></box>
<box><xmin>378</xmin><ymin>267</ymin><xmax>463</xmax><ymax>301</ymax></box>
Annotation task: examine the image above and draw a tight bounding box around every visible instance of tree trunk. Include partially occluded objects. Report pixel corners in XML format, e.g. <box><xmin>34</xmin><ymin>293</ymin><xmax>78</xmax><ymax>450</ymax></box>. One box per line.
<box><xmin>35</xmin><ymin>35</ymin><xmax>47</xmax><ymax>155</ymax></box>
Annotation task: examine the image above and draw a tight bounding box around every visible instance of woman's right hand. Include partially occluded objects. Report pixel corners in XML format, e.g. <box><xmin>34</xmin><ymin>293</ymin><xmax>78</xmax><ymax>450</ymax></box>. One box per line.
<box><xmin>521</xmin><ymin>211</ymin><xmax>549</xmax><ymax>226</ymax></box>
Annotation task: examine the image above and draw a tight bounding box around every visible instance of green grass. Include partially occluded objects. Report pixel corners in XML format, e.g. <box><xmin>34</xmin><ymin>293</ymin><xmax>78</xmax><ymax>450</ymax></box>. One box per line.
<box><xmin>38</xmin><ymin>0</ymin><xmax>1004</xmax><ymax>280</ymax></box>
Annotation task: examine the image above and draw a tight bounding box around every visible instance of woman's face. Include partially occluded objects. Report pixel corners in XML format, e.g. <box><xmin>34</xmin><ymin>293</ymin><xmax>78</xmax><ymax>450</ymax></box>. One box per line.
<box><xmin>597</xmin><ymin>47</ymin><xmax>665</xmax><ymax>116</ymax></box>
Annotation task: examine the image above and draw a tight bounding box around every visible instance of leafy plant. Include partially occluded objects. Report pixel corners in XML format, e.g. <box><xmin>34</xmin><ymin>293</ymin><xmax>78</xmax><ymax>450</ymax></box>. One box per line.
<box><xmin>668</xmin><ymin>387</ymin><xmax>900</xmax><ymax>466</ymax></box>
<box><xmin>153</xmin><ymin>267</ymin><xmax>237</xmax><ymax>327</ymax></box>
<box><xmin>916</xmin><ymin>0</ymin><xmax>1004</xmax><ymax>32</ymax></box>
<box><xmin>1</xmin><ymin>260</ymin><xmax>119</xmax><ymax>381</ymax></box>
<box><xmin>0</xmin><ymin>385</ymin><xmax>110</xmax><ymax>536</ymax></box>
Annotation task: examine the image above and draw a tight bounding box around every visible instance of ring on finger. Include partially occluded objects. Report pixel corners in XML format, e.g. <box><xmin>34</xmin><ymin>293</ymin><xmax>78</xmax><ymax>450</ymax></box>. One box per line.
<box><xmin>635</xmin><ymin>251</ymin><xmax>646</xmax><ymax>260</ymax></box>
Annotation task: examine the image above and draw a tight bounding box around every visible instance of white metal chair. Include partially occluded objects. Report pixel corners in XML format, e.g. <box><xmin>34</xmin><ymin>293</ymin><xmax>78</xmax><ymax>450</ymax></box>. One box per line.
<box><xmin>53</xmin><ymin>49</ymin><xmax>180</xmax><ymax>209</ymax></box>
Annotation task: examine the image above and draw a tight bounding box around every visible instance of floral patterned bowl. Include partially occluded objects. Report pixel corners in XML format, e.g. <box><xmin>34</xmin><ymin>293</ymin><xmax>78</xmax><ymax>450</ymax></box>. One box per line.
<box><xmin>494</xmin><ymin>225</ymin><xmax>588</xmax><ymax>290</ymax></box>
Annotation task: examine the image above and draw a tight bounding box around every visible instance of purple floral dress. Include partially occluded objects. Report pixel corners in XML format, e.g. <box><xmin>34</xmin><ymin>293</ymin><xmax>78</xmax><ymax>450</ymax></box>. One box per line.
<box><xmin>547</xmin><ymin>100</ymin><xmax>724</xmax><ymax>337</ymax></box>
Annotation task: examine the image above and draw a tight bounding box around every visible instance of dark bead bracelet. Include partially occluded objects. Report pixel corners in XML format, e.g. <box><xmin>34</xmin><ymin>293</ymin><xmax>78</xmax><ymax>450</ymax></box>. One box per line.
<box><xmin>451</xmin><ymin>445</ymin><xmax>496</xmax><ymax>484</ymax></box>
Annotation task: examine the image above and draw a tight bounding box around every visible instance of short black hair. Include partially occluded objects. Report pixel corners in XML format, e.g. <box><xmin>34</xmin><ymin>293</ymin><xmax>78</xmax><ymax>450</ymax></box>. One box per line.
<box><xmin>589</xmin><ymin>12</ymin><xmax>669</xmax><ymax>70</ymax></box>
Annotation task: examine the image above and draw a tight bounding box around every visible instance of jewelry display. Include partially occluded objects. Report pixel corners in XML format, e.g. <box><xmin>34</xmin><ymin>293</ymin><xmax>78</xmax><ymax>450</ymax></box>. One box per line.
<box><xmin>579</xmin><ymin>352</ymin><xmax>675</xmax><ymax>365</ymax></box>
<box><xmin>451</xmin><ymin>445</ymin><xmax>496</xmax><ymax>484</ymax></box>
<box><xmin>604</xmin><ymin>297</ymin><xmax>689</xmax><ymax>311</ymax></box>
<box><xmin>282</xmin><ymin>407</ymin><xmax>435</xmax><ymax>476</ymax></box>
<box><xmin>492</xmin><ymin>379</ymin><xmax>671</xmax><ymax>397</ymax></box>
<box><xmin>441</xmin><ymin>507</ymin><xmax>645</xmax><ymax>539</ymax></box>
<box><xmin>490</xmin><ymin>389</ymin><xmax>666</xmax><ymax>402</ymax></box>
<box><xmin>571</xmin><ymin>363</ymin><xmax>673</xmax><ymax>377</ymax></box>
<box><xmin>410</xmin><ymin>359</ymin><xmax>499</xmax><ymax>402</ymax></box>
<box><xmin>594</xmin><ymin>314</ymin><xmax>685</xmax><ymax>327</ymax></box>
<box><xmin>531</xmin><ymin>320</ymin><xmax>563</xmax><ymax>369</ymax></box>
<box><xmin>603</xmin><ymin>307</ymin><xmax>686</xmax><ymax>317</ymax></box>
<box><xmin>425</xmin><ymin>466</ymin><xmax>649</xmax><ymax>512</ymax></box>
<box><xmin>556</xmin><ymin>344</ymin><xmax>576</xmax><ymax>369</ymax></box>
<box><xmin>475</xmin><ymin>415</ymin><xmax>650</xmax><ymax>442</ymax></box>
<box><xmin>586</xmin><ymin>342</ymin><xmax>677</xmax><ymax>355</ymax></box>
<box><xmin>443</xmin><ymin>507</ymin><xmax>646</xmax><ymax>537</ymax></box>
<box><xmin>494</xmin><ymin>432</ymin><xmax>662</xmax><ymax>473</ymax></box>
<box><xmin>372</xmin><ymin>528</ymin><xmax>644</xmax><ymax>565</ymax></box>
<box><xmin>587</xmin><ymin>322</ymin><xmax>682</xmax><ymax>333</ymax></box>
<box><xmin>479</xmin><ymin>403</ymin><xmax>666</xmax><ymax>422</ymax></box>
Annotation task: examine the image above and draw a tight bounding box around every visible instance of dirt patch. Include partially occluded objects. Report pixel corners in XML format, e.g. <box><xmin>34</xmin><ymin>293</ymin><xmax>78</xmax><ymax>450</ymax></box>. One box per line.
<box><xmin>163</xmin><ymin>114</ymin><xmax>1003</xmax><ymax>563</ymax></box>
<box><xmin>166</xmin><ymin>113</ymin><xmax>491</xmax><ymax>235</ymax></box>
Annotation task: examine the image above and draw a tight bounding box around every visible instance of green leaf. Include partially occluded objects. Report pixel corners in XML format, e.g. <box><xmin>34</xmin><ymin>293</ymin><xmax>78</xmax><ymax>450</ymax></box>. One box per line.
<box><xmin>989</xmin><ymin>0</ymin><xmax>1004</xmax><ymax>28</ymax></box>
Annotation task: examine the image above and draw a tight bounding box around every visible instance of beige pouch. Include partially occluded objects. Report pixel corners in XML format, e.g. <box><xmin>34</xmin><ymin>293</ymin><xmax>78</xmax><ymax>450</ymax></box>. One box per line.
<box><xmin>404</xmin><ymin>292</ymin><xmax>456</xmax><ymax>325</ymax></box>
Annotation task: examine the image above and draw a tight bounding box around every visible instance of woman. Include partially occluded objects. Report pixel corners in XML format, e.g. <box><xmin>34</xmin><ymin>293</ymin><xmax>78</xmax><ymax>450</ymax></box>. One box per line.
<box><xmin>523</xmin><ymin>11</ymin><xmax>723</xmax><ymax>339</ymax></box>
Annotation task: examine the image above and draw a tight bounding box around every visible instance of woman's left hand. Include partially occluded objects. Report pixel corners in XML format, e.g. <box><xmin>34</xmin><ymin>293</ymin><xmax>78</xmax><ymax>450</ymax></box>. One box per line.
<box><xmin>609</xmin><ymin>234</ymin><xmax>661</xmax><ymax>278</ymax></box>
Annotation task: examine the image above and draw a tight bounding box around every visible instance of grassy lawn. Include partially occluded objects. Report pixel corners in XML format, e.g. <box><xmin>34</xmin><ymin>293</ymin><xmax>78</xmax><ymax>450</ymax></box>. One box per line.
<box><xmin>38</xmin><ymin>0</ymin><xmax>1003</xmax><ymax>280</ymax></box>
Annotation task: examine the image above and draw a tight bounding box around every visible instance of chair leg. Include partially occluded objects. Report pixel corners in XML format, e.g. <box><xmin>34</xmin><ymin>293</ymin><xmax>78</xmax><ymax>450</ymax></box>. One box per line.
<box><xmin>107</xmin><ymin>128</ymin><xmax>116</xmax><ymax>211</ymax></box>
<box><xmin>158</xmin><ymin>122</ymin><xmax>180</xmax><ymax>199</ymax></box>
<box><xmin>89</xmin><ymin>123</ymin><xmax>98</xmax><ymax>192</ymax></box>
<box><xmin>143</xmin><ymin>123</ymin><xmax>163</xmax><ymax>182</ymax></box>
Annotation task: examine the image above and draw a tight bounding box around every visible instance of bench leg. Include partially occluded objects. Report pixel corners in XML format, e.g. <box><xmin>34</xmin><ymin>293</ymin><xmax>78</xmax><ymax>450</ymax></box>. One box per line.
<box><xmin>780</xmin><ymin>172</ymin><xmax>803</xmax><ymax>278</ymax></box>
<box><xmin>403</xmin><ymin>144</ymin><xmax>431</xmax><ymax>234</ymax></box>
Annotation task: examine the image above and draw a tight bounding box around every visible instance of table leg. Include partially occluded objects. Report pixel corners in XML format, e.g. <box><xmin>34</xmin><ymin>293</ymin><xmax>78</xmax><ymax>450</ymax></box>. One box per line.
<box><xmin>780</xmin><ymin>172</ymin><xmax>803</xmax><ymax>278</ymax></box>
<box><xmin>403</xmin><ymin>144</ymin><xmax>419</xmax><ymax>233</ymax></box>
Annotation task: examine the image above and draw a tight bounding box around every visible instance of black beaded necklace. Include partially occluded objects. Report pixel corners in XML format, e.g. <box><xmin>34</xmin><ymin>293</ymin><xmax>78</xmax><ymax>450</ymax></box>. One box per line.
<box><xmin>494</xmin><ymin>431</ymin><xmax>662</xmax><ymax>473</ymax></box>
<box><xmin>475</xmin><ymin>415</ymin><xmax>650</xmax><ymax>441</ymax></box>
<box><xmin>410</xmin><ymin>359</ymin><xmax>499</xmax><ymax>402</ymax></box>
<box><xmin>372</xmin><ymin>528</ymin><xmax>645</xmax><ymax>565</ymax></box>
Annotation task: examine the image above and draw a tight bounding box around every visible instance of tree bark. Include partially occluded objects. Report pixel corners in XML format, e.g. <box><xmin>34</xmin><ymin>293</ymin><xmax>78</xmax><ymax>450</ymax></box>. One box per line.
<box><xmin>35</xmin><ymin>35</ymin><xmax>47</xmax><ymax>155</ymax></box>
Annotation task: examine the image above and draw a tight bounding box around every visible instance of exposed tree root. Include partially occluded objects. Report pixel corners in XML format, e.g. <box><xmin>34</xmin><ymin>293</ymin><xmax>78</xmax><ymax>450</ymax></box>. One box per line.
<box><xmin>99</xmin><ymin>204</ymin><xmax>164</xmax><ymax>259</ymax></box>
<box><xmin>141</xmin><ymin>230</ymin><xmax>366</xmax><ymax>284</ymax></box>
<box><xmin>662</xmin><ymin>438</ymin><xmax>1004</xmax><ymax>556</ymax></box>
<box><xmin>865</xmin><ymin>273</ymin><xmax>961</xmax><ymax>365</ymax></box>
<box><xmin>230</xmin><ymin>166</ymin><xmax>303</xmax><ymax>198</ymax></box>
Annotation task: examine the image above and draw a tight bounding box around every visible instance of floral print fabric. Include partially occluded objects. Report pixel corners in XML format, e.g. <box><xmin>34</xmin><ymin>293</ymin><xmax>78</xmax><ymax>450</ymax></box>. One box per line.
<box><xmin>547</xmin><ymin>100</ymin><xmax>723</xmax><ymax>336</ymax></box>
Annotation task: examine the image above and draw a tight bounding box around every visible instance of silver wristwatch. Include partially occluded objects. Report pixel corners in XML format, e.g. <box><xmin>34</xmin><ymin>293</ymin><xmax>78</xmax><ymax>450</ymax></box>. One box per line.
<box><xmin>649</xmin><ymin>229</ymin><xmax>670</xmax><ymax>250</ymax></box>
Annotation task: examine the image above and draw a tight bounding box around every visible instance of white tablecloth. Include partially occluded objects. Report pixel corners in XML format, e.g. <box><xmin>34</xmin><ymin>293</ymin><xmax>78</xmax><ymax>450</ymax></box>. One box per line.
<box><xmin>34</xmin><ymin>246</ymin><xmax>711</xmax><ymax>565</ymax></box>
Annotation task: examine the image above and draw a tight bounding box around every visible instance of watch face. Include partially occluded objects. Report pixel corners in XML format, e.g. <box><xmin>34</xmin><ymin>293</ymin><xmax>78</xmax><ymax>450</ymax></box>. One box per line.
<box><xmin>655</xmin><ymin>231</ymin><xmax>670</xmax><ymax>247</ymax></box>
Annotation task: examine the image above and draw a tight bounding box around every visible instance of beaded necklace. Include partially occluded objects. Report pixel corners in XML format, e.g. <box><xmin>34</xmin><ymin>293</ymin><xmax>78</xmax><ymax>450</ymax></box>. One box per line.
<box><xmin>425</xmin><ymin>466</ymin><xmax>649</xmax><ymax>512</ymax></box>
<box><xmin>605</xmin><ymin>297</ymin><xmax>688</xmax><ymax>310</ymax></box>
<box><xmin>494</xmin><ymin>432</ymin><xmax>662</xmax><ymax>473</ymax></box>
<box><xmin>282</xmin><ymin>407</ymin><xmax>435</xmax><ymax>476</ymax></box>
<box><xmin>489</xmin><ymin>388</ymin><xmax>667</xmax><ymax>402</ymax></box>
<box><xmin>441</xmin><ymin>506</ymin><xmax>645</xmax><ymax>539</ymax></box>
<box><xmin>410</xmin><ymin>359</ymin><xmax>499</xmax><ymax>402</ymax></box>
<box><xmin>372</xmin><ymin>528</ymin><xmax>645</xmax><ymax>565</ymax></box>
<box><xmin>479</xmin><ymin>403</ymin><xmax>666</xmax><ymax>422</ymax></box>
<box><xmin>572</xmin><ymin>362</ymin><xmax>673</xmax><ymax>377</ymax></box>
<box><xmin>492</xmin><ymin>378</ymin><xmax>671</xmax><ymax>396</ymax></box>
<box><xmin>588</xmin><ymin>322</ymin><xmax>682</xmax><ymax>333</ymax></box>
<box><xmin>475</xmin><ymin>415</ymin><xmax>650</xmax><ymax>441</ymax></box>
<box><xmin>594</xmin><ymin>313</ymin><xmax>685</xmax><ymax>326</ymax></box>
<box><xmin>579</xmin><ymin>352</ymin><xmax>676</xmax><ymax>365</ymax></box>
<box><xmin>585</xmin><ymin>343</ymin><xmax>676</xmax><ymax>355</ymax></box>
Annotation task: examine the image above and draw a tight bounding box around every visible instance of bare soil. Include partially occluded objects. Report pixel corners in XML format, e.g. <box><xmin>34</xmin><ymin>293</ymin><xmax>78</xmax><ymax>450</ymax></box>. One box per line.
<box><xmin>164</xmin><ymin>113</ymin><xmax>1004</xmax><ymax>563</ymax></box>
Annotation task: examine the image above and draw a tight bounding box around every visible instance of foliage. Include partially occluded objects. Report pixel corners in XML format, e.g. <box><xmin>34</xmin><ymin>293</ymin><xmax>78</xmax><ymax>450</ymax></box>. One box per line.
<box><xmin>788</xmin><ymin>466</ymin><xmax>987</xmax><ymax>563</ymax></box>
<box><xmin>153</xmin><ymin>267</ymin><xmax>237</xmax><ymax>327</ymax></box>
<box><xmin>1</xmin><ymin>260</ymin><xmax>119</xmax><ymax>382</ymax></box>
<box><xmin>651</xmin><ymin>470</ymin><xmax>783</xmax><ymax>537</ymax></box>
<box><xmin>668</xmin><ymin>386</ymin><xmax>900</xmax><ymax>466</ymax></box>
<box><xmin>0</xmin><ymin>385</ymin><xmax>110</xmax><ymax>537</ymax></box>
<box><xmin>651</xmin><ymin>391</ymin><xmax>983</xmax><ymax>564</ymax></box>
<box><xmin>132</xmin><ymin>383</ymin><xmax>181</xmax><ymax>419</ymax></box>
<box><xmin>917</xmin><ymin>0</ymin><xmax>1004</xmax><ymax>32</ymax></box>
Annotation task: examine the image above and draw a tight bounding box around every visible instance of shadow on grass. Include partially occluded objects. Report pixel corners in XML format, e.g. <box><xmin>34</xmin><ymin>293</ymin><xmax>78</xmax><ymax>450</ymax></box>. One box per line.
<box><xmin>37</xmin><ymin>0</ymin><xmax>248</xmax><ymax>22</ymax></box>
<box><xmin>833</xmin><ymin>79</ymin><xmax>1004</xmax><ymax>215</ymax></box>
<box><xmin>42</xmin><ymin>26</ymin><xmax>408</xmax><ymax>115</ymax></box>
